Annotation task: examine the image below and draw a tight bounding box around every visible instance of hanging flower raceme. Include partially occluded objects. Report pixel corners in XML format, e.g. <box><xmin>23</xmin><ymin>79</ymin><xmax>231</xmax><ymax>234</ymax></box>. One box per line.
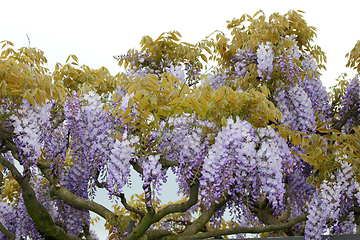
<box><xmin>106</xmin><ymin>130</ymin><xmax>139</xmax><ymax>197</ymax></box>
<box><xmin>305</xmin><ymin>161</ymin><xmax>358</xmax><ymax>240</ymax></box>
<box><xmin>300</xmin><ymin>55</ymin><xmax>331</xmax><ymax>122</ymax></box>
<box><xmin>257</xmin><ymin>42</ymin><xmax>274</xmax><ymax>80</ymax></box>
<box><xmin>275</xmin><ymin>84</ymin><xmax>316</xmax><ymax>133</ymax></box>
<box><xmin>253</xmin><ymin>126</ymin><xmax>293</xmax><ymax>209</ymax></box>
<box><xmin>339</xmin><ymin>75</ymin><xmax>360</xmax><ymax>132</ymax></box>
<box><xmin>200</xmin><ymin>117</ymin><xmax>258</xmax><ymax>207</ymax></box>
<box><xmin>276</xmin><ymin>54</ymin><xmax>300</xmax><ymax>85</ymax></box>
<box><xmin>9</xmin><ymin>99</ymin><xmax>52</xmax><ymax>170</ymax></box>
<box><xmin>202</xmin><ymin>71</ymin><xmax>229</xmax><ymax>90</ymax></box>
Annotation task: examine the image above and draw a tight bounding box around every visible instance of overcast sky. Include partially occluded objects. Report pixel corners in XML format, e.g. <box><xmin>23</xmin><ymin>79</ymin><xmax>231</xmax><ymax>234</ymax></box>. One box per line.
<box><xmin>2</xmin><ymin>1</ymin><xmax>360</xmax><ymax>239</ymax></box>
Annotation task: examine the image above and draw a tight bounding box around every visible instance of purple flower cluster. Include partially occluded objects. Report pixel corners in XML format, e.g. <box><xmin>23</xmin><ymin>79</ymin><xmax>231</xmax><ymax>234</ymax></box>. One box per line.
<box><xmin>339</xmin><ymin>75</ymin><xmax>360</xmax><ymax>132</ymax></box>
<box><xmin>200</xmin><ymin>117</ymin><xmax>257</xmax><ymax>207</ymax></box>
<box><xmin>115</xmin><ymin>52</ymin><xmax>151</xmax><ymax>68</ymax></box>
<box><xmin>286</xmin><ymin>35</ymin><xmax>301</xmax><ymax>61</ymax></box>
<box><xmin>151</xmin><ymin>115</ymin><xmax>212</xmax><ymax>199</ymax></box>
<box><xmin>225</xmin><ymin>48</ymin><xmax>256</xmax><ymax>79</ymax></box>
<box><xmin>201</xmin><ymin>71</ymin><xmax>229</xmax><ymax>90</ymax></box>
<box><xmin>49</xmin><ymin>92</ymin><xmax>116</xmax><ymax>236</ymax></box>
<box><xmin>254</xmin><ymin>126</ymin><xmax>293</xmax><ymax>208</ymax></box>
<box><xmin>0</xmin><ymin>201</ymin><xmax>17</xmax><ymax>239</ymax></box>
<box><xmin>275</xmin><ymin>84</ymin><xmax>316</xmax><ymax>133</ymax></box>
<box><xmin>200</xmin><ymin>117</ymin><xmax>292</xmax><ymax>212</ymax></box>
<box><xmin>288</xmin><ymin>149</ymin><xmax>315</xmax><ymax>225</ymax></box>
<box><xmin>276</xmin><ymin>54</ymin><xmax>300</xmax><ymax>85</ymax></box>
<box><xmin>165</xmin><ymin>65</ymin><xmax>186</xmax><ymax>83</ymax></box>
<box><xmin>106</xmin><ymin>131</ymin><xmax>139</xmax><ymax>197</ymax></box>
<box><xmin>142</xmin><ymin>154</ymin><xmax>167</xmax><ymax>206</ymax></box>
<box><xmin>300</xmin><ymin>55</ymin><xmax>331</xmax><ymax>121</ymax></box>
<box><xmin>305</xmin><ymin>161</ymin><xmax>357</xmax><ymax>240</ymax></box>
<box><xmin>10</xmin><ymin>99</ymin><xmax>52</xmax><ymax>170</ymax></box>
<box><xmin>256</xmin><ymin>42</ymin><xmax>274</xmax><ymax>80</ymax></box>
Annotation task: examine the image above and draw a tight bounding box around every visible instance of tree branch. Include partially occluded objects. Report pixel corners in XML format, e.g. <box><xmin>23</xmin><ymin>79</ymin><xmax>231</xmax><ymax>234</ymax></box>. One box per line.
<box><xmin>83</xmin><ymin>223</ymin><xmax>95</xmax><ymax>240</ymax></box>
<box><xmin>36</xmin><ymin>158</ymin><xmax>119</xmax><ymax>227</ymax></box>
<box><xmin>51</xmin><ymin>113</ymin><xmax>65</xmax><ymax>129</ymax></box>
<box><xmin>159</xmin><ymin>157</ymin><xmax>179</xmax><ymax>168</ymax></box>
<box><xmin>130</xmin><ymin>160</ymin><xmax>143</xmax><ymax>174</ymax></box>
<box><xmin>0</xmin><ymin>220</ymin><xmax>15</xmax><ymax>240</ymax></box>
<box><xmin>123</xmin><ymin>180</ymin><xmax>200</xmax><ymax>240</ymax></box>
<box><xmin>153</xmin><ymin>179</ymin><xmax>199</xmax><ymax>223</ymax></box>
<box><xmin>182</xmin><ymin>195</ymin><xmax>228</xmax><ymax>236</ymax></box>
<box><xmin>183</xmin><ymin>214</ymin><xmax>308</xmax><ymax>240</ymax></box>
<box><xmin>49</xmin><ymin>182</ymin><xmax>118</xmax><ymax>225</ymax></box>
<box><xmin>145</xmin><ymin>229</ymin><xmax>174</xmax><ymax>240</ymax></box>
<box><xmin>37</xmin><ymin>161</ymin><xmax>57</xmax><ymax>185</ymax></box>
<box><xmin>2</xmin><ymin>138</ymin><xmax>20</xmax><ymax>161</ymax></box>
<box><xmin>120</xmin><ymin>193</ymin><xmax>145</xmax><ymax>219</ymax></box>
<box><xmin>0</xmin><ymin>153</ymin><xmax>81</xmax><ymax>240</ymax></box>
<box><xmin>0</xmin><ymin>170</ymin><xmax>3</xmax><ymax>189</ymax></box>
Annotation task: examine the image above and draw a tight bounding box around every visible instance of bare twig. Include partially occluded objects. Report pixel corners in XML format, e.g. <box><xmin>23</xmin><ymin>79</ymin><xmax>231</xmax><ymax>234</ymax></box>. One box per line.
<box><xmin>120</xmin><ymin>193</ymin><xmax>145</xmax><ymax>219</ymax></box>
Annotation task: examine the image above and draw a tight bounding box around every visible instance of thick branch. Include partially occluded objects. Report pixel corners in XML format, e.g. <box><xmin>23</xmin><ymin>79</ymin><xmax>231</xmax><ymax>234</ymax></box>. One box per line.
<box><xmin>37</xmin><ymin>161</ymin><xmax>57</xmax><ymax>185</ymax></box>
<box><xmin>37</xmin><ymin>159</ymin><xmax>119</xmax><ymax>226</ymax></box>
<box><xmin>124</xmin><ymin>180</ymin><xmax>200</xmax><ymax>240</ymax></box>
<box><xmin>2</xmin><ymin>138</ymin><xmax>20</xmax><ymax>161</ymax></box>
<box><xmin>51</xmin><ymin>113</ymin><xmax>65</xmax><ymax>129</ymax></box>
<box><xmin>182</xmin><ymin>195</ymin><xmax>228</xmax><ymax>236</ymax></box>
<box><xmin>277</xmin><ymin>184</ymin><xmax>291</xmax><ymax>223</ymax></box>
<box><xmin>130</xmin><ymin>161</ymin><xmax>143</xmax><ymax>174</ymax></box>
<box><xmin>49</xmin><ymin>184</ymin><xmax>118</xmax><ymax>224</ymax></box>
<box><xmin>153</xmin><ymin>179</ymin><xmax>199</xmax><ymax>223</ymax></box>
<box><xmin>251</xmin><ymin>197</ymin><xmax>277</xmax><ymax>225</ymax></box>
<box><xmin>159</xmin><ymin>157</ymin><xmax>179</xmax><ymax>168</ymax></box>
<box><xmin>0</xmin><ymin>221</ymin><xmax>15</xmax><ymax>240</ymax></box>
<box><xmin>146</xmin><ymin>229</ymin><xmax>174</xmax><ymax>240</ymax></box>
<box><xmin>184</xmin><ymin>214</ymin><xmax>308</xmax><ymax>240</ymax></box>
<box><xmin>0</xmin><ymin>153</ymin><xmax>80</xmax><ymax>240</ymax></box>
<box><xmin>120</xmin><ymin>193</ymin><xmax>145</xmax><ymax>219</ymax></box>
<box><xmin>83</xmin><ymin>223</ymin><xmax>95</xmax><ymax>240</ymax></box>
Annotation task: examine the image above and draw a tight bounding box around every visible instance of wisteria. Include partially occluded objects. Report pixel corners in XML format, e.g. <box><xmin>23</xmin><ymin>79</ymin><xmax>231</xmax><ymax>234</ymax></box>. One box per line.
<box><xmin>202</xmin><ymin>71</ymin><xmax>229</xmax><ymax>90</ymax></box>
<box><xmin>274</xmin><ymin>84</ymin><xmax>316</xmax><ymax>133</ymax></box>
<box><xmin>256</xmin><ymin>42</ymin><xmax>275</xmax><ymax>80</ymax></box>
<box><xmin>305</xmin><ymin>162</ymin><xmax>358</xmax><ymax>240</ymax></box>
<box><xmin>276</xmin><ymin>54</ymin><xmax>300</xmax><ymax>85</ymax></box>
<box><xmin>300</xmin><ymin>55</ymin><xmax>332</xmax><ymax>121</ymax></box>
<box><xmin>339</xmin><ymin>75</ymin><xmax>360</xmax><ymax>132</ymax></box>
<box><xmin>2</xmin><ymin>10</ymin><xmax>360</xmax><ymax>240</ymax></box>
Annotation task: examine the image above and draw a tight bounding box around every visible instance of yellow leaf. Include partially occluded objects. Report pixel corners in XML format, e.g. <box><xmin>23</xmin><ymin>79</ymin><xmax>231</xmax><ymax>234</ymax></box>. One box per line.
<box><xmin>121</xmin><ymin>116</ymin><xmax>133</xmax><ymax>126</ymax></box>
<box><xmin>127</xmin><ymin>83</ymin><xmax>136</xmax><ymax>94</ymax></box>
<box><xmin>204</xmin><ymin>46</ymin><xmax>211</xmax><ymax>54</ymax></box>
<box><xmin>108</xmin><ymin>233</ymin><xmax>117</xmax><ymax>240</ymax></box>
<box><xmin>296</xmin><ymin>133</ymin><xmax>301</xmax><ymax>146</ymax></box>
<box><xmin>34</xmin><ymin>91</ymin><xmax>42</xmax><ymax>105</ymax></box>
<box><xmin>168</xmin><ymin>97</ymin><xmax>183</xmax><ymax>105</ymax></box>
<box><xmin>214</xmin><ymin>88</ymin><xmax>226</xmax><ymax>101</ymax></box>
<box><xmin>259</xmin><ymin>85</ymin><xmax>269</xmax><ymax>97</ymax></box>
<box><xmin>200</xmin><ymin>54</ymin><xmax>208</xmax><ymax>63</ymax></box>
<box><xmin>300</xmin><ymin>154</ymin><xmax>315</xmax><ymax>165</ymax></box>
<box><xmin>330</xmin><ymin>129</ymin><xmax>341</xmax><ymax>134</ymax></box>
<box><xmin>193</xmin><ymin>90</ymin><xmax>201</xmax><ymax>100</ymax></box>
<box><xmin>133</xmin><ymin>90</ymin><xmax>143</xmax><ymax>101</ymax></box>
<box><xmin>121</xmin><ymin>107</ymin><xmax>132</xmax><ymax>119</ymax></box>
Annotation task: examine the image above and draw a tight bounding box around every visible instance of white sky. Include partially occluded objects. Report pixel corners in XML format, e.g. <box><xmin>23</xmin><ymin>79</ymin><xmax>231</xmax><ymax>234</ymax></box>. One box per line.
<box><xmin>2</xmin><ymin>1</ymin><xmax>360</xmax><ymax>239</ymax></box>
